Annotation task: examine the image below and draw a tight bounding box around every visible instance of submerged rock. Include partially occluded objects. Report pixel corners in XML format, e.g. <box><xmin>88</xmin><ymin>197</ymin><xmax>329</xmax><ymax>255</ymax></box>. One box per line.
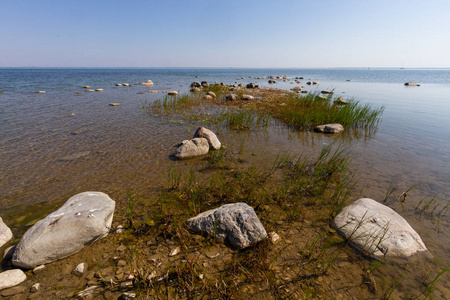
<box><xmin>0</xmin><ymin>217</ymin><xmax>12</xmax><ymax>248</ymax></box>
<box><xmin>12</xmin><ymin>192</ymin><xmax>115</xmax><ymax>269</ymax></box>
<box><xmin>190</xmin><ymin>81</ymin><xmax>201</xmax><ymax>88</ymax></box>
<box><xmin>167</xmin><ymin>91</ymin><xmax>178</xmax><ymax>96</ymax></box>
<box><xmin>171</xmin><ymin>138</ymin><xmax>210</xmax><ymax>159</ymax></box>
<box><xmin>193</xmin><ymin>127</ymin><xmax>221</xmax><ymax>150</ymax></box>
<box><xmin>0</xmin><ymin>269</ymin><xmax>26</xmax><ymax>290</ymax></box>
<box><xmin>334</xmin><ymin>198</ymin><xmax>428</xmax><ymax>257</ymax></box>
<box><xmin>334</xmin><ymin>96</ymin><xmax>348</xmax><ymax>105</ymax></box>
<box><xmin>186</xmin><ymin>202</ymin><xmax>267</xmax><ymax>249</ymax></box>
<box><xmin>321</xmin><ymin>90</ymin><xmax>334</xmax><ymax>94</ymax></box>
<box><xmin>314</xmin><ymin>123</ymin><xmax>344</xmax><ymax>134</ymax></box>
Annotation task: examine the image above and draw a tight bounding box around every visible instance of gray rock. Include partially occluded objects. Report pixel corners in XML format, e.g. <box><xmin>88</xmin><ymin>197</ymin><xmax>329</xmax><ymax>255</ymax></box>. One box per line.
<box><xmin>246</xmin><ymin>83</ymin><xmax>257</xmax><ymax>89</ymax></box>
<box><xmin>203</xmin><ymin>95</ymin><xmax>214</xmax><ymax>100</ymax></box>
<box><xmin>314</xmin><ymin>123</ymin><xmax>344</xmax><ymax>134</ymax></box>
<box><xmin>172</xmin><ymin>138</ymin><xmax>210</xmax><ymax>159</ymax></box>
<box><xmin>12</xmin><ymin>192</ymin><xmax>115</xmax><ymax>269</ymax></box>
<box><xmin>201</xmin><ymin>81</ymin><xmax>208</xmax><ymax>87</ymax></box>
<box><xmin>141</xmin><ymin>80</ymin><xmax>154</xmax><ymax>86</ymax></box>
<box><xmin>167</xmin><ymin>91</ymin><xmax>178</xmax><ymax>96</ymax></box>
<box><xmin>75</xmin><ymin>285</ymin><xmax>99</xmax><ymax>298</ymax></box>
<box><xmin>190</xmin><ymin>87</ymin><xmax>202</xmax><ymax>92</ymax></box>
<box><xmin>0</xmin><ymin>269</ymin><xmax>26</xmax><ymax>290</ymax></box>
<box><xmin>242</xmin><ymin>95</ymin><xmax>255</xmax><ymax>101</ymax></box>
<box><xmin>404</xmin><ymin>82</ymin><xmax>420</xmax><ymax>86</ymax></box>
<box><xmin>193</xmin><ymin>127</ymin><xmax>221</xmax><ymax>150</ymax></box>
<box><xmin>334</xmin><ymin>198</ymin><xmax>428</xmax><ymax>257</ymax></box>
<box><xmin>186</xmin><ymin>202</ymin><xmax>267</xmax><ymax>249</ymax></box>
<box><xmin>0</xmin><ymin>217</ymin><xmax>12</xmax><ymax>248</ymax></box>
<box><xmin>190</xmin><ymin>81</ymin><xmax>201</xmax><ymax>88</ymax></box>
<box><xmin>206</xmin><ymin>91</ymin><xmax>216</xmax><ymax>98</ymax></box>
<box><xmin>225</xmin><ymin>94</ymin><xmax>237</xmax><ymax>101</ymax></box>
<box><xmin>321</xmin><ymin>90</ymin><xmax>334</xmax><ymax>94</ymax></box>
<box><xmin>290</xmin><ymin>86</ymin><xmax>302</xmax><ymax>92</ymax></box>
<box><xmin>72</xmin><ymin>262</ymin><xmax>87</xmax><ymax>276</ymax></box>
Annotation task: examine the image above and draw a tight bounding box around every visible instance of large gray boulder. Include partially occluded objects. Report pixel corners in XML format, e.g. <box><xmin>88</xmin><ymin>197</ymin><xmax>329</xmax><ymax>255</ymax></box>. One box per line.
<box><xmin>186</xmin><ymin>202</ymin><xmax>267</xmax><ymax>249</ymax></box>
<box><xmin>12</xmin><ymin>192</ymin><xmax>115</xmax><ymax>269</ymax></box>
<box><xmin>0</xmin><ymin>269</ymin><xmax>26</xmax><ymax>290</ymax></box>
<box><xmin>334</xmin><ymin>198</ymin><xmax>427</xmax><ymax>257</ymax></box>
<box><xmin>0</xmin><ymin>217</ymin><xmax>12</xmax><ymax>248</ymax></box>
<box><xmin>193</xmin><ymin>127</ymin><xmax>221</xmax><ymax>150</ymax></box>
<box><xmin>314</xmin><ymin>123</ymin><xmax>344</xmax><ymax>134</ymax></box>
<box><xmin>172</xmin><ymin>138</ymin><xmax>209</xmax><ymax>159</ymax></box>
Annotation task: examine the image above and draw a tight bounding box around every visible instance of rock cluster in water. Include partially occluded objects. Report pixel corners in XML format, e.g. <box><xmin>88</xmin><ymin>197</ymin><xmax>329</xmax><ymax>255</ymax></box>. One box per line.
<box><xmin>172</xmin><ymin>127</ymin><xmax>221</xmax><ymax>159</ymax></box>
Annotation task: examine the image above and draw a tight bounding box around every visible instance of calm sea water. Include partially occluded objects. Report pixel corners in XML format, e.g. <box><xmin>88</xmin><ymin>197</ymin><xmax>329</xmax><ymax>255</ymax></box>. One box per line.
<box><xmin>1</xmin><ymin>68</ymin><xmax>449</xmax><ymax>297</ymax></box>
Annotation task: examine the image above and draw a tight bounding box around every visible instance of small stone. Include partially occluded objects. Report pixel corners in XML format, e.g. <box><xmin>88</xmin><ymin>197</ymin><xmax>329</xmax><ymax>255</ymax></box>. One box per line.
<box><xmin>203</xmin><ymin>95</ymin><xmax>213</xmax><ymax>100</ymax></box>
<box><xmin>116</xmin><ymin>245</ymin><xmax>127</xmax><ymax>252</ymax></box>
<box><xmin>30</xmin><ymin>283</ymin><xmax>40</xmax><ymax>293</ymax></box>
<box><xmin>72</xmin><ymin>263</ymin><xmax>87</xmax><ymax>276</ymax></box>
<box><xmin>75</xmin><ymin>285</ymin><xmax>98</xmax><ymax>298</ymax></box>
<box><xmin>32</xmin><ymin>265</ymin><xmax>45</xmax><ymax>274</ymax></box>
<box><xmin>83</xmin><ymin>86</ymin><xmax>90</xmax><ymax>89</ymax></box>
<box><xmin>123</xmin><ymin>83</ymin><xmax>130</xmax><ymax>86</ymax></box>
<box><xmin>147</xmin><ymin>271</ymin><xmax>157</xmax><ymax>281</ymax></box>
<box><xmin>269</xmin><ymin>232</ymin><xmax>281</xmax><ymax>244</ymax></box>
<box><xmin>116</xmin><ymin>225</ymin><xmax>125</xmax><ymax>234</ymax></box>
<box><xmin>0</xmin><ymin>269</ymin><xmax>27</xmax><ymax>291</ymax></box>
<box><xmin>85</xmin><ymin>89</ymin><xmax>95</xmax><ymax>92</ymax></box>
<box><xmin>116</xmin><ymin>83</ymin><xmax>122</xmax><ymax>86</ymax></box>
<box><xmin>36</xmin><ymin>91</ymin><xmax>46</xmax><ymax>93</ymax></box>
<box><xmin>117</xmin><ymin>260</ymin><xmax>127</xmax><ymax>267</ymax></box>
<box><xmin>314</xmin><ymin>123</ymin><xmax>344</xmax><ymax>134</ymax></box>
<box><xmin>206</xmin><ymin>91</ymin><xmax>216</xmax><ymax>98</ymax></box>
<box><xmin>169</xmin><ymin>247</ymin><xmax>180</xmax><ymax>257</ymax></box>
<box><xmin>225</xmin><ymin>94</ymin><xmax>237</xmax><ymax>101</ymax></box>
<box><xmin>199</xmin><ymin>274</ymin><xmax>204</xmax><ymax>280</ymax></box>
<box><xmin>120</xmin><ymin>293</ymin><xmax>137</xmax><ymax>299</ymax></box>
<box><xmin>95</xmin><ymin>89</ymin><xmax>103</xmax><ymax>92</ymax></box>
<box><xmin>167</xmin><ymin>91</ymin><xmax>178</xmax><ymax>96</ymax></box>
<box><xmin>109</xmin><ymin>103</ymin><xmax>120</xmax><ymax>106</ymax></box>
<box><xmin>242</xmin><ymin>95</ymin><xmax>254</xmax><ymax>101</ymax></box>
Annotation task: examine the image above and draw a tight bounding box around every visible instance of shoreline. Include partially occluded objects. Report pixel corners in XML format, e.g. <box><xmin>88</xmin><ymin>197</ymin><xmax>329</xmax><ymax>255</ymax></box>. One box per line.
<box><xmin>1</xmin><ymin>83</ymin><xmax>448</xmax><ymax>299</ymax></box>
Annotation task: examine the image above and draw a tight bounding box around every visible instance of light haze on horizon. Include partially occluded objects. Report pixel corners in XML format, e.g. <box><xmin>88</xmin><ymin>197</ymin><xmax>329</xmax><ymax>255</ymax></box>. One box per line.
<box><xmin>1</xmin><ymin>0</ymin><xmax>449</xmax><ymax>68</ymax></box>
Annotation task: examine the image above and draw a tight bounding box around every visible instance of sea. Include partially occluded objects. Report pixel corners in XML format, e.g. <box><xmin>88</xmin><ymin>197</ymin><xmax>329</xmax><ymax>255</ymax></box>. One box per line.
<box><xmin>0</xmin><ymin>68</ymin><xmax>449</xmax><ymax>297</ymax></box>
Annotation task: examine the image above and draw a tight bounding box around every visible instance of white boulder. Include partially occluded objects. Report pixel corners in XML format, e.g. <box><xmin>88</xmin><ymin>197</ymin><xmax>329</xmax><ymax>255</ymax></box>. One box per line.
<box><xmin>12</xmin><ymin>192</ymin><xmax>115</xmax><ymax>269</ymax></box>
<box><xmin>334</xmin><ymin>198</ymin><xmax>428</xmax><ymax>257</ymax></box>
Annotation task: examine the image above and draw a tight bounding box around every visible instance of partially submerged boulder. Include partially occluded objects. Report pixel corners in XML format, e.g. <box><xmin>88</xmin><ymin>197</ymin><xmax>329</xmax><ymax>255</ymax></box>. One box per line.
<box><xmin>314</xmin><ymin>123</ymin><xmax>344</xmax><ymax>134</ymax></box>
<box><xmin>12</xmin><ymin>192</ymin><xmax>115</xmax><ymax>269</ymax></box>
<box><xmin>404</xmin><ymin>82</ymin><xmax>420</xmax><ymax>86</ymax></box>
<box><xmin>334</xmin><ymin>198</ymin><xmax>427</xmax><ymax>257</ymax></box>
<box><xmin>186</xmin><ymin>202</ymin><xmax>267</xmax><ymax>249</ymax></box>
<box><xmin>190</xmin><ymin>81</ymin><xmax>201</xmax><ymax>88</ymax></box>
<box><xmin>171</xmin><ymin>138</ymin><xmax>210</xmax><ymax>159</ymax></box>
<box><xmin>141</xmin><ymin>80</ymin><xmax>153</xmax><ymax>86</ymax></box>
<box><xmin>193</xmin><ymin>127</ymin><xmax>221</xmax><ymax>150</ymax></box>
<box><xmin>0</xmin><ymin>217</ymin><xmax>12</xmax><ymax>248</ymax></box>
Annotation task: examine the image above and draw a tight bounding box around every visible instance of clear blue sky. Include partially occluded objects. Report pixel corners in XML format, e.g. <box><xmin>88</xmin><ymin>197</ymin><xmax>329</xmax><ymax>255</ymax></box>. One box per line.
<box><xmin>1</xmin><ymin>0</ymin><xmax>449</xmax><ymax>68</ymax></box>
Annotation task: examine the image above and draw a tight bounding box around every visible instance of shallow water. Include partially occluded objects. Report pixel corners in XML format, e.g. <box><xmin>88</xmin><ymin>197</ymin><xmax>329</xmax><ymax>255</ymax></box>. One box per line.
<box><xmin>0</xmin><ymin>68</ymin><xmax>449</xmax><ymax>297</ymax></box>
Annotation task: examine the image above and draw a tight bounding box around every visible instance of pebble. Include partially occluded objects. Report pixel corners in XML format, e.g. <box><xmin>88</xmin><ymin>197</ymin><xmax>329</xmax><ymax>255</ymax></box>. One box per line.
<box><xmin>169</xmin><ymin>247</ymin><xmax>180</xmax><ymax>257</ymax></box>
<box><xmin>121</xmin><ymin>293</ymin><xmax>137</xmax><ymax>299</ymax></box>
<box><xmin>109</xmin><ymin>103</ymin><xmax>120</xmax><ymax>106</ymax></box>
<box><xmin>32</xmin><ymin>265</ymin><xmax>45</xmax><ymax>273</ymax></box>
<box><xmin>75</xmin><ymin>285</ymin><xmax>98</xmax><ymax>298</ymax></box>
<box><xmin>82</xmin><ymin>86</ymin><xmax>90</xmax><ymax>89</ymax></box>
<box><xmin>116</xmin><ymin>244</ymin><xmax>127</xmax><ymax>252</ymax></box>
<box><xmin>30</xmin><ymin>283</ymin><xmax>40</xmax><ymax>293</ymax></box>
<box><xmin>269</xmin><ymin>231</ymin><xmax>281</xmax><ymax>244</ymax></box>
<box><xmin>95</xmin><ymin>89</ymin><xmax>103</xmax><ymax>92</ymax></box>
<box><xmin>116</xmin><ymin>225</ymin><xmax>125</xmax><ymax>234</ymax></box>
<box><xmin>72</xmin><ymin>263</ymin><xmax>87</xmax><ymax>276</ymax></box>
<box><xmin>36</xmin><ymin>91</ymin><xmax>46</xmax><ymax>93</ymax></box>
<box><xmin>85</xmin><ymin>89</ymin><xmax>95</xmax><ymax>92</ymax></box>
<box><xmin>117</xmin><ymin>260</ymin><xmax>127</xmax><ymax>267</ymax></box>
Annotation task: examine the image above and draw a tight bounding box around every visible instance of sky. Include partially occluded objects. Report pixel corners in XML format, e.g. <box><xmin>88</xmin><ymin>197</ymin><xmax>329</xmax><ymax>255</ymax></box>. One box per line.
<box><xmin>1</xmin><ymin>0</ymin><xmax>450</xmax><ymax>68</ymax></box>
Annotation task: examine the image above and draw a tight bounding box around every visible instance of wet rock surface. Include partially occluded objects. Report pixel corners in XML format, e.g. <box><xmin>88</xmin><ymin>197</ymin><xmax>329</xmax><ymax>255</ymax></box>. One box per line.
<box><xmin>314</xmin><ymin>123</ymin><xmax>344</xmax><ymax>134</ymax></box>
<box><xmin>193</xmin><ymin>127</ymin><xmax>221</xmax><ymax>150</ymax></box>
<box><xmin>0</xmin><ymin>217</ymin><xmax>12</xmax><ymax>248</ymax></box>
